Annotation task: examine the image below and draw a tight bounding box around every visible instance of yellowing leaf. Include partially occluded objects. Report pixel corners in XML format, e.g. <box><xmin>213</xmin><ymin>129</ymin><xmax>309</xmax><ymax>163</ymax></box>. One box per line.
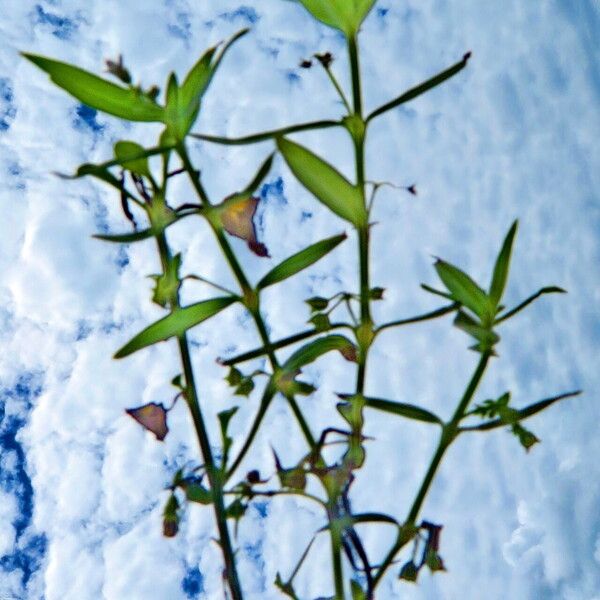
<box><xmin>126</xmin><ymin>402</ymin><xmax>169</xmax><ymax>440</ymax></box>
<box><xmin>219</xmin><ymin>196</ymin><xmax>269</xmax><ymax>256</ymax></box>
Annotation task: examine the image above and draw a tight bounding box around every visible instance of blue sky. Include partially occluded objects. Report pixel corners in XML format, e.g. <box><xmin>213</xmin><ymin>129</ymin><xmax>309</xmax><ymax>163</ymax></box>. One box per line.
<box><xmin>0</xmin><ymin>1</ymin><xmax>599</xmax><ymax>598</ymax></box>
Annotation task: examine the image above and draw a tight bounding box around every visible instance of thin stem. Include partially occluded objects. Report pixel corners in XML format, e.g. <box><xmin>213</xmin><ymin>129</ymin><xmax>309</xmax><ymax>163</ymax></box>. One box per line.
<box><xmin>374</xmin><ymin>303</ymin><xmax>459</xmax><ymax>335</ymax></box>
<box><xmin>185</xmin><ymin>274</ymin><xmax>238</xmax><ymax>297</ymax></box>
<box><xmin>321</xmin><ymin>64</ymin><xmax>352</xmax><ymax>113</ymax></box>
<box><xmin>219</xmin><ymin>321</ymin><xmax>352</xmax><ymax>367</ymax></box>
<box><xmin>223</xmin><ymin>489</ymin><xmax>326</xmax><ymax>508</ymax></box>
<box><xmin>177</xmin><ymin>142</ymin><xmax>320</xmax><ymax>466</ymax></box>
<box><xmin>372</xmin><ymin>352</ymin><xmax>491</xmax><ymax>587</ymax></box>
<box><xmin>348</xmin><ymin>35</ymin><xmax>363</xmax><ymax>117</ymax></box>
<box><xmin>192</xmin><ymin>119</ymin><xmax>342</xmax><ymax>146</ymax></box>
<box><xmin>154</xmin><ymin>231</ymin><xmax>242</xmax><ymax>600</ymax></box>
<box><xmin>178</xmin><ymin>335</ymin><xmax>243</xmax><ymax>599</ymax></box>
<box><xmin>330</xmin><ymin>519</ymin><xmax>345</xmax><ymax>600</ymax></box>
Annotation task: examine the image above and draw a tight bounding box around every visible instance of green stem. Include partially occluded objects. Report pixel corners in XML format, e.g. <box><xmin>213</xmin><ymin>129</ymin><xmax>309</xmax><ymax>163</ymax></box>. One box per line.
<box><xmin>372</xmin><ymin>351</ymin><xmax>491</xmax><ymax>587</ymax></box>
<box><xmin>348</xmin><ymin>35</ymin><xmax>363</xmax><ymax>117</ymax></box>
<box><xmin>219</xmin><ymin>321</ymin><xmax>351</xmax><ymax>366</ymax></box>
<box><xmin>154</xmin><ymin>231</ymin><xmax>243</xmax><ymax>600</ymax></box>
<box><xmin>177</xmin><ymin>335</ymin><xmax>243</xmax><ymax>599</ymax></box>
<box><xmin>374</xmin><ymin>303</ymin><xmax>459</xmax><ymax>335</ymax></box>
<box><xmin>330</xmin><ymin>518</ymin><xmax>345</xmax><ymax>600</ymax></box>
<box><xmin>192</xmin><ymin>119</ymin><xmax>341</xmax><ymax>146</ymax></box>
<box><xmin>322</xmin><ymin>65</ymin><xmax>352</xmax><ymax>113</ymax></box>
<box><xmin>177</xmin><ymin>142</ymin><xmax>320</xmax><ymax>464</ymax></box>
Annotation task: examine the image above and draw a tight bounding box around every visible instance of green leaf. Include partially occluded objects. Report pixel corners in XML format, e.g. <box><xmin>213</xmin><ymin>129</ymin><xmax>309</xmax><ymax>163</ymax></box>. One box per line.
<box><xmin>218</xmin><ymin>407</ymin><xmax>239</xmax><ymax>466</ymax></box>
<box><xmin>367</xmin><ymin>53</ymin><xmax>472</xmax><ymax>122</ymax></box>
<box><xmin>235</xmin><ymin>377</ymin><xmax>255</xmax><ymax>397</ymax></box>
<box><xmin>489</xmin><ymin>220</ymin><xmax>518</xmax><ymax>309</ymax></box>
<box><xmin>399</xmin><ymin>560</ymin><xmax>419</xmax><ymax>582</ymax></box>
<box><xmin>361</xmin><ymin>396</ymin><xmax>443</xmax><ymax>425</ymax></box>
<box><xmin>185</xmin><ymin>483</ymin><xmax>213</xmax><ymax>505</ymax></box>
<box><xmin>421</xmin><ymin>283</ymin><xmax>454</xmax><ymax>300</ymax></box>
<box><xmin>296</xmin><ymin>0</ymin><xmax>376</xmax><ymax>35</ymax></box>
<box><xmin>114</xmin><ymin>296</ymin><xmax>237</xmax><ymax>358</ymax></box>
<box><xmin>425</xmin><ymin>549</ymin><xmax>446</xmax><ymax>573</ymax></box>
<box><xmin>277</xmin><ymin>137</ymin><xmax>366</xmax><ymax>226</ymax></box>
<box><xmin>162</xmin><ymin>494</ymin><xmax>180</xmax><ymax>537</ymax></box>
<box><xmin>239</xmin><ymin>153</ymin><xmax>275</xmax><ymax>198</ymax></box>
<box><xmin>225</xmin><ymin>367</ymin><xmax>243</xmax><ymax>387</ymax></box>
<box><xmin>22</xmin><ymin>53</ymin><xmax>165</xmax><ymax>122</ymax></box>
<box><xmin>435</xmin><ymin>258</ymin><xmax>492</xmax><ymax>321</ymax></box>
<box><xmin>461</xmin><ymin>390</ymin><xmax>581</xmax><ymax>432</ymax></box>
<box><xmin>274</xmin><ymin>573</ymin><xmax>298</xmax><ymax>599</ymax></box>
<box><xmin>150</xmin><ymin>253</ymin><xmax>182</xmax><ymax>308</ymax></box>
<box><xmin>283</xmin><ymin>334</ymin><xmax>357</xmax><ymax>372</ymax></box>
<box><xmin>166</xmin><ymin>29</ymin><xmax>249</xmax><ymax>139</ymax></box>
<box><xmin>114</xmin><ymin>141</ymin><xmax>151</xmax><ymax>177</ymax></box>
<box><xmin>309</xmin><ymin>313</ymin><xmax>331</xmax><ymax>332</ymax></box>
<box><xmin>306</xmin><ymin>296</ymin><xmax>329</xmax><ymax>312</ymax></box>
<box><xmin>93</xmin><ymin>229</ymin><xmax>153</xmax><ymax>244</ymax></box>
<box><xmin>178</xmin><ymin>46</ymin><xmax>217</xmax><ymax>134</ymax></box>
<box><xmin>351</xmin><ymin>580</ymin><xmax>366</xmax><ymax>600</ymax></box>
<box><xmin>193</xmin><ymin>119</ymin><xmax>341</xmax><ymax>146</ymax></box>
<box><xmin>257</xmin><ymin>233</ymin><xmax>347</xmax><ymax>289</ymax></box>
<box><xmin>495</xmin><ymin>286</ymin><xmax>567</xmax><ymax>324</ymax></box>
<box><xmin>453</xmin><ymin>311</ymin><xmax>499</xmax><ymax>353</ymax></box>
<box><xmin>369</xmin><ymin>286</ymin><xmax>385</xmax><ymax>300</ymax></box>
<box><xmin>511</xmin><ymin>423</ymin><xmax>540</xmax><ymax>452</ymax></box>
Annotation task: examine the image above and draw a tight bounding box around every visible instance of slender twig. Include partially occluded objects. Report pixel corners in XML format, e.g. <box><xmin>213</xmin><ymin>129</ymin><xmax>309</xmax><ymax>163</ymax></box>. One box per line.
<box><xmin>192</xmin><ymin>119</ymin><xmax>342</xmax><ymax>146</ymax></box>
<box><xmin>374</xmin><ymin>303</ymin><xmax>459</xmax><ymax>335</ymax></box>
<box><xmin>153</xmin><ymin>229</ymin><xmax>243</xmax><ymax>600</ymax></box>
<box><xmin>372</xmin><ymin>352</ymin><xmax>491</xmax><ymax>587</ymax></box>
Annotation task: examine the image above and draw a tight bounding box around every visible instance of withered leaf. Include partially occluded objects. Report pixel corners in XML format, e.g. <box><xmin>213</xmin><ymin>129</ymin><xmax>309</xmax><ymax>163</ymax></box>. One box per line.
<box><xmin>219</xmin><ymin>196</ymin><xmax>269</xmax><ymax>257</ymax></box>
<box><xmin>126</xmin><ymin>402</ymin><xmax>169</xmax><ymax>441</ymax></box>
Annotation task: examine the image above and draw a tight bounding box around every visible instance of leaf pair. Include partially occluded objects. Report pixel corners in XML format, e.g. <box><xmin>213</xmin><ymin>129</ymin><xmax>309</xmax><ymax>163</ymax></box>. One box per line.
<box><xmin>22</xmin><ymin>29</ymin><xmax>248</xmax><ymax>137</ymax></box>
<box><xmin>430</xmin><ymin>221</ymin><xmax>566</xmax><ymax>352</ymax></box>
<box><xmin>295</xmin><ymin>0</ymin><xmax>376</xmax><ymax>36</ymax></box>
<box><xmin>433</xmin><ymin>221</ymin><xmax>518</xmax><ymax>323</ymax></box>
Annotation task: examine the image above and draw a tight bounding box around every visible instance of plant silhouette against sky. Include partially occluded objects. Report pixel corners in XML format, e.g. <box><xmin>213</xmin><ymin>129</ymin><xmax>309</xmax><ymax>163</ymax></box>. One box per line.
<box><xmin>22</xmin><ymin>1</ymin><xmax>580</xmax><ymax>598</ymax></box>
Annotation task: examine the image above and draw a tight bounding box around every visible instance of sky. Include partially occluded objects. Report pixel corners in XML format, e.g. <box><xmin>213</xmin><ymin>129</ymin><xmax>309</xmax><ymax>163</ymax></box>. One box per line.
<box><xmin>0</xmin><ymin>0</ymin><xmax>599</xmax><ymax>598</ymax></box>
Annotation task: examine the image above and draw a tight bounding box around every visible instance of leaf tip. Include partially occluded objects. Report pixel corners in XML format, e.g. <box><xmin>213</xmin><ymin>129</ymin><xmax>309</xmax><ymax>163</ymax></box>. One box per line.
<box><xmin>463</xmin><ymin>51</ymin><xmax>472</xmax><ymax>62</ymax></box>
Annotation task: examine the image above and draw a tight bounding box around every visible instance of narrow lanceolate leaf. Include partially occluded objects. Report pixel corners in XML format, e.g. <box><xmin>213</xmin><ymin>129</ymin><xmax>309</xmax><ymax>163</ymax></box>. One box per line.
<box><xmin>489</xmin><ymin>220</ymin><xmax>518</xmax><ymax>309</ymax></box>
<box><xmin>461</xmin><ymin>390</ymin><xmax>581</xmax><ymax>432</ymax></box>
<box><xmin>454</xmin><ymin>310</ymin><xmax>499</xmax><ymax>352</ymax></box>
<box><xmin>296</xmin><ymin>0</ymin><xmax>376</xmax><ymax>35</ymax></box>
<box><xmin>367</xmin><ymin>52</ymin><xmax>472</xmax><ymax>122</ymax></box>
<box><xmin>178</xmin><ymin>46</ymin><xmax>217</xmax><ymax>131</ymax></box>
<box><xmin>257</xmin><ymin>233</ymin><xmax>347</xmax><ymax>289</ymax></box>
<box><xmin>240</xmin><ymin>153</ymin><xmax>275</xmax><ymax>197</ymax></box>
<box><xmin>169</xmin><ymin>29</ymin><xmax>249</xmax><ymax>138</ymax></box>
<box><xmin>93</xmin><ymin>229</ymin><xmax>153</xmax><ymax>243</ymax></box>
<box><xmin>22</xmin><ymin>53</ymin><xmax>164</xmax><ymax>122</ymax></box>
<box><xmin>126</xmin><ymin>402</ymin><xmax>169</xmax><ymax>440</ymax></box>
<box><xmin>495</xmin><ymin>286</ymin><xmax>567</xmax><ymax>324</ymax></box>
<box><xmin>114</xmin><ymin>296</ymin><xmax>237</xmax><ymax>358</ymax></box>
<box><xmin>192</xmin><ymin>119</ymin><xmax>341</xmax><ymax>146</ymax></box>
<box><xmin>360</xmin><ymin>396</ymin><xmax>443</xmax><ymax>425</ymax></box>
<box><xmin>435</xmin><ymin>258</ymin><xmax>492</xmax><ymax>320</ymax></box>
<box><xmin>114</xmin><ymin>140</ymin><xmax>151</xmax><ymax>177</ymax></box>
<box><xmin>283</xmin><ymin>334</ymin><xmax>357</xmax><ymax>372</ymax></box>
<box><xmin>277</xmin><ymin>137</ymin><xmax>366</xmax><ymax>226</ymax></box>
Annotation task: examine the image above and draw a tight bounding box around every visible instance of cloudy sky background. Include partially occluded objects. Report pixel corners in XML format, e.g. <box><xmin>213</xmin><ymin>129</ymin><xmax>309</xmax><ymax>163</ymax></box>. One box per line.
<box><xmin>0</xmin><ymin>0</ymin><xmax>599</xmax><ymax>598</ymax></box>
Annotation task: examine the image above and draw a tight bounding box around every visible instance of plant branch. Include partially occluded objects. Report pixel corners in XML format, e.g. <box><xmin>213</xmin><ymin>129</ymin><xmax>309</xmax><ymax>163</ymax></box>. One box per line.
<box><xmin>192</xmin><ymin>120</ymin><xmax>342</xmax><ymax>146</ymax></box>
<box><xmin>372</xmin><ymin>351</ymin><xmax>491</xmax><ymax>587</ymax></box>
<box><xmin>153</xmin><ymin>230</ymin><xmax>243</xmax><ymax>600</ymax></box>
